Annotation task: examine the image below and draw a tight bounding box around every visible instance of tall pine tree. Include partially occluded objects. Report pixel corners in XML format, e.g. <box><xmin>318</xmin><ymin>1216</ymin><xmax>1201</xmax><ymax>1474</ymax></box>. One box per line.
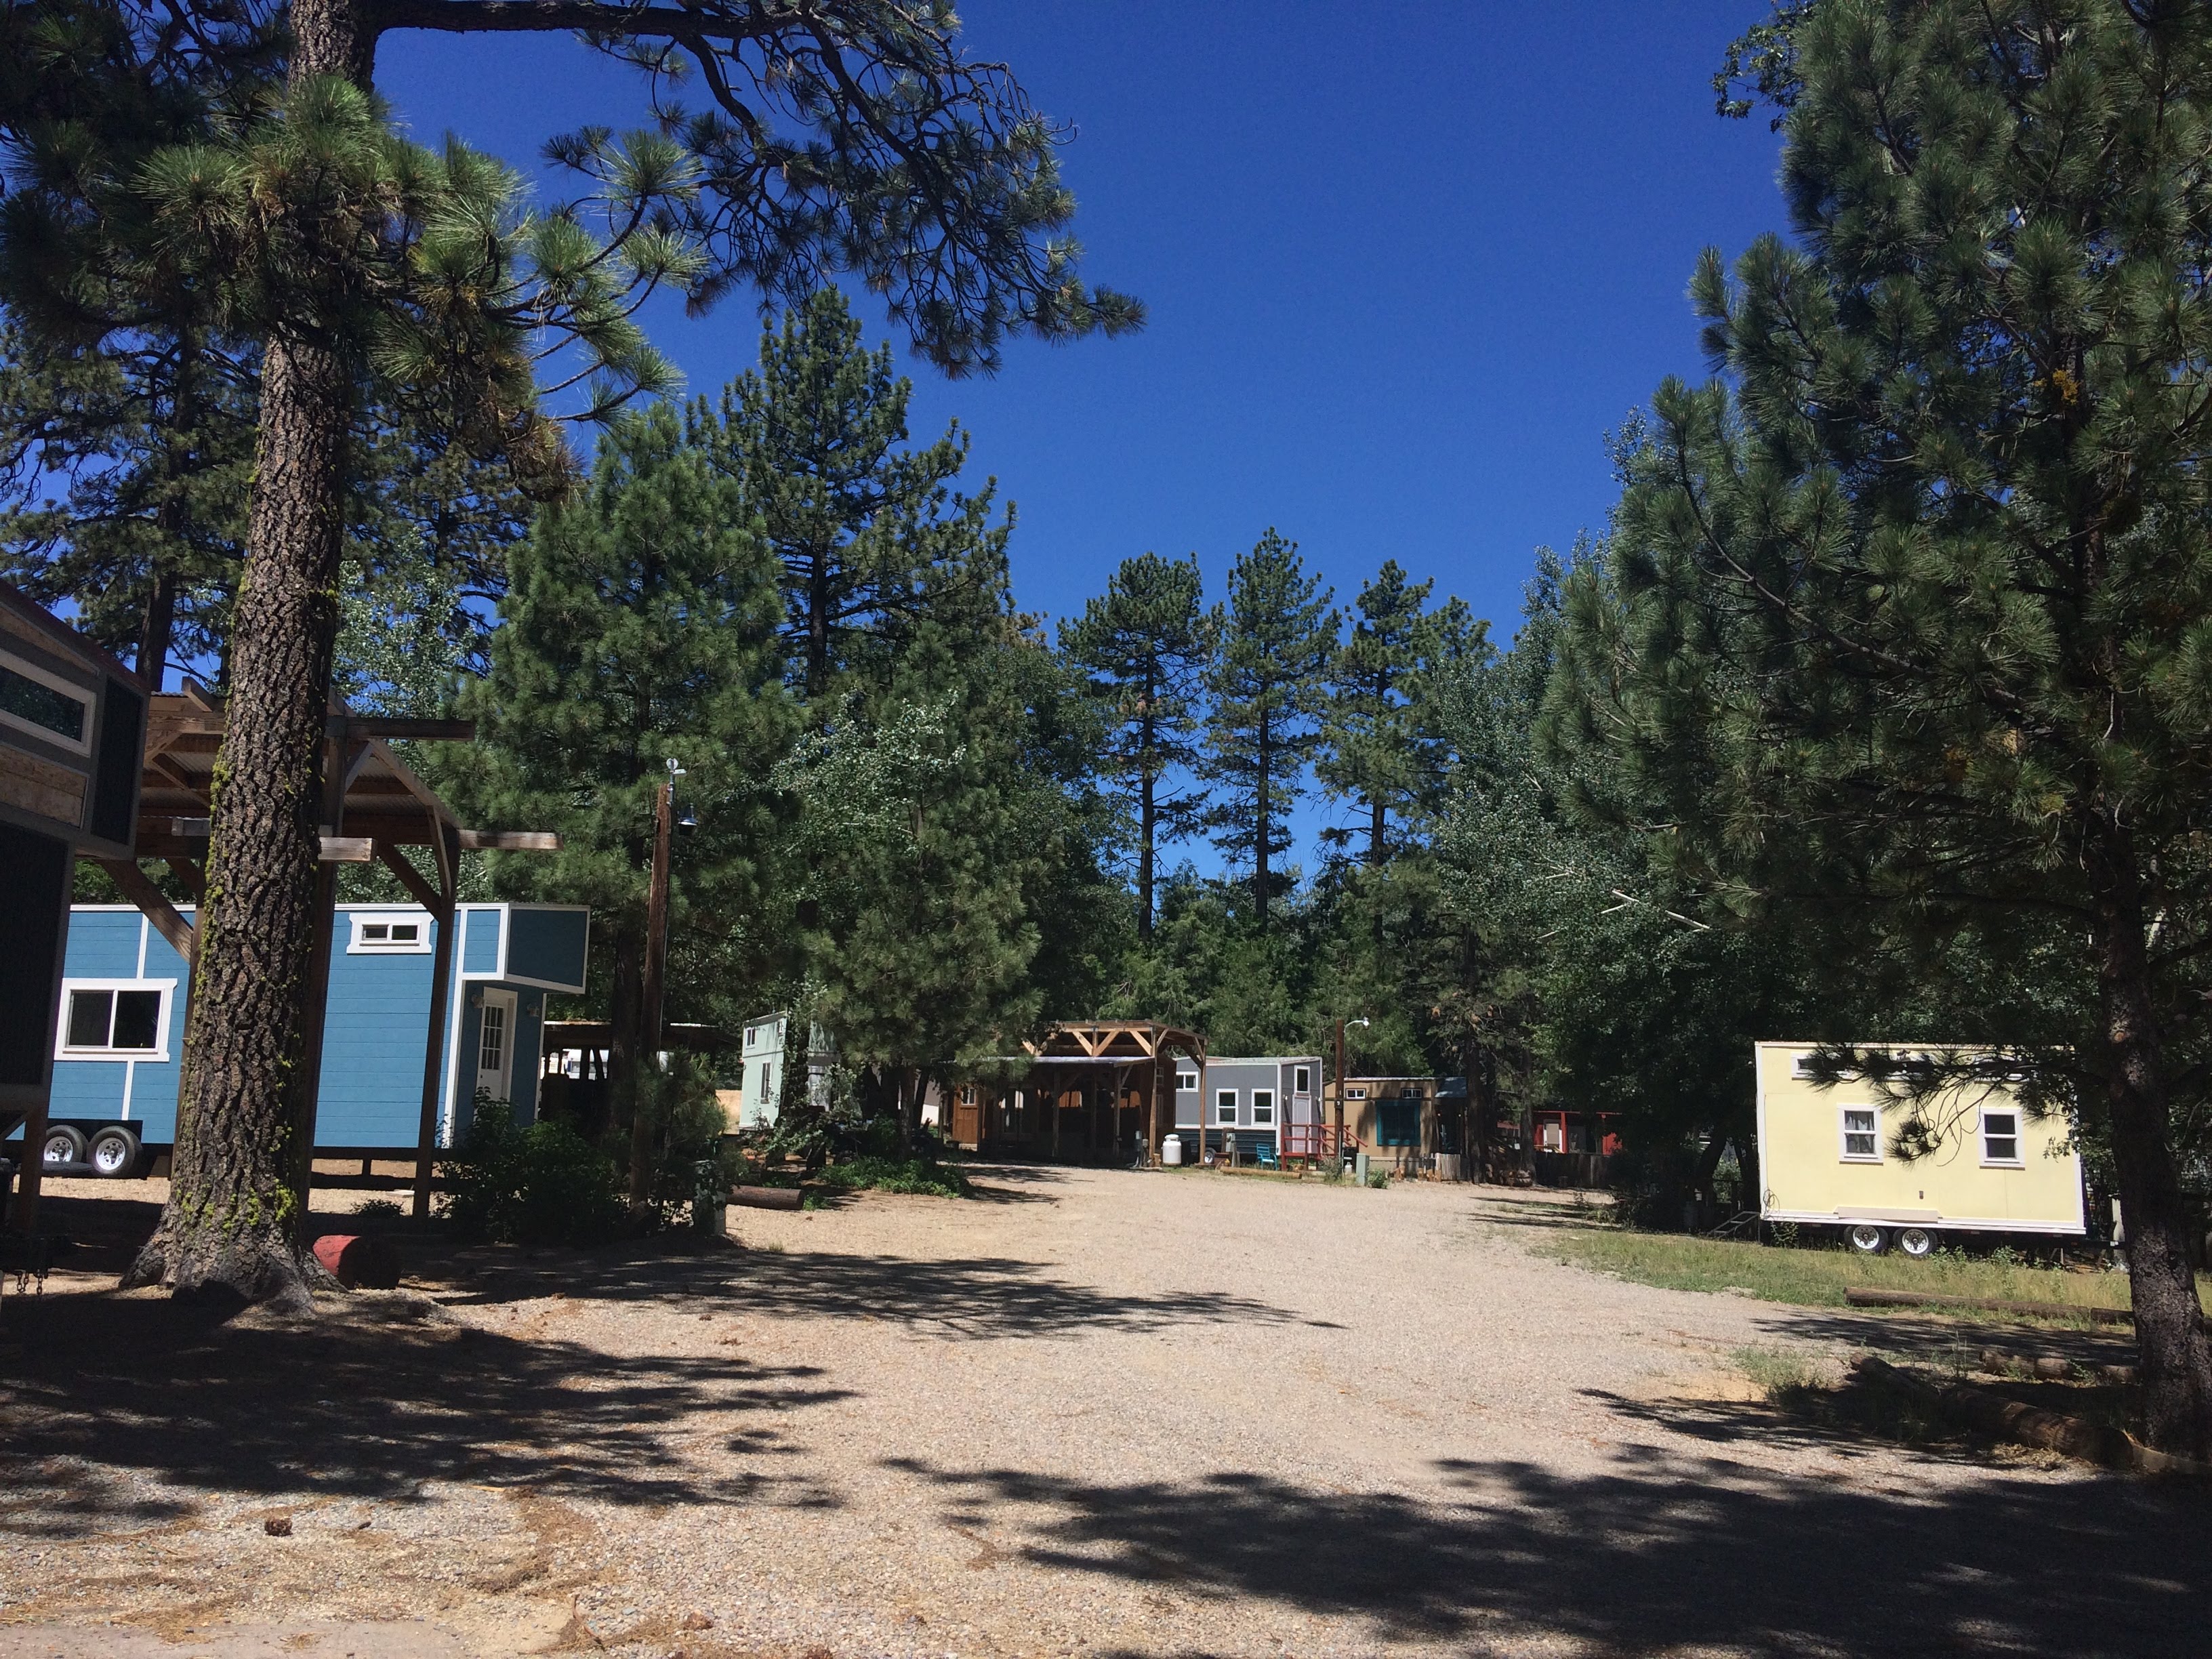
<box><xmin>1319</xmin><ymin>558</ymin><xmax>1449</xmax><ymax>865</ymax></box>
<box><xmin>1060</xmin><ymin>550</ymin><xmax>1212</xmax><ymax>937</ymax></box>
<box><xmin>1206</xmin><ymin>529</ymin><xmax>1336</xmax><ymax>921</ymax></box>
<box><xmin>692</xmin><ymin>289</ymin><xmax>1010</xmax><ymax>703</ymax></box>
<box><xmin>449</xmin><ymin>405</ymin><xmax>792</xmax><ymax>1202</ymax></box>
<box><xmin>1555</xmin><ymin>0</ymin><xmax>2212</xmax><ymax>1454</ymax></box>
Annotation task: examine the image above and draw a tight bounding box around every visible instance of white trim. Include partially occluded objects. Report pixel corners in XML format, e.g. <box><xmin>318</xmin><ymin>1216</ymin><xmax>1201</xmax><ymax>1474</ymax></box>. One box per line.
<box><xmin>474</xmin><ymin>987</ymin><xmax>518</xmax><ymax>1103</ymax></box>
<box><xmin>1292</xmin><ymin>1066</ymin><xmax>1312</xmax><ymax>1097</ymax></box>
<box><xmin>54</xmin><ymin>978</ymin><xmax>178</xmax><ymax>1061</ymax></box>
<box><xmin>1978</xmin><ymin>1105</ymin><xmax>2026</xmax><ymax>1168</ymax></box>
<box><xmin>1761</xmin><ymin>1206</ymin><xmax>2086</xmax><ymax>1237</ymax></box>
<box><xmin>441</xmin><ymin>912</ymin><xmax>472</xmax><ymax>1143</ymax></box>
<box><xmin>0</xmin><ymin>646</ymin><xmax>96</xmax><ymax>755</ymax></box>
<box><xmin>1839</xmin><ymin>1103</ymin><xmax>1882</xmax><ymax>1163</ymax></box>
<box><xmin>349</xmin><ymin>911</ymin><xmax>433</xmax><ymax>954</ymax></box>
<box><xmin>1214</xmin><ymin>1088</ymin><xmax>1239</xmax><ymax>1126</ymax></box>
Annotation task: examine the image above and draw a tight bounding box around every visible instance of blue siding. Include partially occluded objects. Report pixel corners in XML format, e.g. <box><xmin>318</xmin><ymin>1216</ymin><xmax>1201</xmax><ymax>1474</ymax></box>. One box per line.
<box><xmin>505</xmin><ymin>907</ymin><xmax>586</xmax><ymax>990</ymax></box>
<box><xmin>314</xmin><ymin>922</ymin><xmax>438</xmax><ymax>1147</ymax></box>
<box><xmin>462</xmin><ymin>907</ymin><xmax>503</xmax><ymax>975</ymax></box>
<box><xmin>54</xmin><ymin>902</ymin><xmax>581</xmax><ymax>1149</ymax></box>
<box><xmin>67</xmin><ymin>910</ymin><xmax>146</xmax><ymax>978</ymax></box>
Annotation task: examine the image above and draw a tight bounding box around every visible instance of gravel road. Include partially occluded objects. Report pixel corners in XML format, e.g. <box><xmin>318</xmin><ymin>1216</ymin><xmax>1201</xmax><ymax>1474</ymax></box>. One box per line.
<box><xmin>1</xmin><ymin>1168</ymin><xmax>2204</xmax><ymax>1657</ymax></box>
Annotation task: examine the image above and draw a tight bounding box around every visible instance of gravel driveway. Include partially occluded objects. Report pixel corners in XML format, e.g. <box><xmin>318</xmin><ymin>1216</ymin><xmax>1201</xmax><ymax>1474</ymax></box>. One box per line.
<box><xmin>1</xmin><ymin>1168</ymin><xmax>2204</xmax><ymax>1657</ymax></box>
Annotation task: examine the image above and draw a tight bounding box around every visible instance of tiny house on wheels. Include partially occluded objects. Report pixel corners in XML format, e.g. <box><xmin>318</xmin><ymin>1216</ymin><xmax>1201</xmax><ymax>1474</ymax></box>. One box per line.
<box><xmin>43</xmin><ymin>901</ymin><xmax>589</xmax><ymax>1177</ymax></box>
<box><xmin>1755</xmin><ymin>1042</ymin><xmax>2087</xmax><ymax>1256</ymax></box>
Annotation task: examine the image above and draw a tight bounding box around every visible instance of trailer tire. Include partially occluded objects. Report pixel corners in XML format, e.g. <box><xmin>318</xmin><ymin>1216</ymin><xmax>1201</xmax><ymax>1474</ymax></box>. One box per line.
<box><xmin>1846</xmin><ymin>1222</ymin><xmax>1889</xmax><ymax>1255</ymax></box>
<box><xmin>87</xmin><ymin>1126</ymin><xmax>140</xmax><ymax>1179</ymax></box>
<box><xmin>41</xmin><ymin>1124</ymin><xmax>87</xmax><ymax>1167</ymax></box>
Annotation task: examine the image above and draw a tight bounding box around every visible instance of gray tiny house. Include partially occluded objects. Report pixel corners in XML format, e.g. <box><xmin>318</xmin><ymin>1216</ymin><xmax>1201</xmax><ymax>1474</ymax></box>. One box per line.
<box><xmin>1174</xmin><ymin>1054</ymin><xmax>1320</xmax><ymax>1162</ymax></box>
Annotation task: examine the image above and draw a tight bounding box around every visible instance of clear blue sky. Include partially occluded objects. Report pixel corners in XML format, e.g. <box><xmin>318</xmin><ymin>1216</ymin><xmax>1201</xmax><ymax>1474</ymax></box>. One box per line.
<box><xmin>378</xmin><ymin>4</ymin><xmax>1787</xmax><ymax>863</ymax></box>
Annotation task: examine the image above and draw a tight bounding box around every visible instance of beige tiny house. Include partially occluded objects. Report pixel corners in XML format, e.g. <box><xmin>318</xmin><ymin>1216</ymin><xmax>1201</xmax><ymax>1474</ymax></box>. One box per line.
<box><xmin>1755</xmin><ymin>1042</ymin><xmax>2086</xmax><ymax>1256</ymax></box>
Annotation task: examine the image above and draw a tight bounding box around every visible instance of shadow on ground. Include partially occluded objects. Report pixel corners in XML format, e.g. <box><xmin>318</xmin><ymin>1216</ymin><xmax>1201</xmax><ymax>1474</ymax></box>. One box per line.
<box><xmin>426</xmin><ymin>1241</ymin><xmax>1309</xmax><ymax>1340</ymax></box>
<box><xmin>0</xmin><ymin>1286</ymin><xmax>850</xmax><ymax>1536</ymax></box>
<box><xmin>888</xmin><ymin>1447</ymin><xmax>2210</xmax><ymax>1658</ymax></box>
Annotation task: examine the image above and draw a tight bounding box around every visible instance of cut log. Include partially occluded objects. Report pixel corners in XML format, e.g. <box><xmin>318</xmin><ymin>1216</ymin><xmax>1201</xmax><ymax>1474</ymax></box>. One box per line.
<box><xmin>730</xmin><ymin>1185</ymin><xmax>804</xmax><ymax>1212</ymax></box>
<box><xmin>1852</xmin><ymin>1355</ymin><xmax>2209</xmax><ymax>1477</ymax></box>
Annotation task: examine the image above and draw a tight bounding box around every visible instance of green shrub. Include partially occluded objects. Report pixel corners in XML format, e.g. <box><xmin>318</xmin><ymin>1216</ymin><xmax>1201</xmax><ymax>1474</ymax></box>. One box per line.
<box><xmin>441</xmin><ymin>1101</ymin><xmax>627</xmax><ymax>1246</ymax></box>
<box><xmin>353</xmin><ymin>1198</ymin><xmax>403</xmax><ymax>1221</ymax></box>
<box><xmin>813</xmin><ymin>1153</ymin><xmax>973</xmax><ymax>1200</ymax></box>
<box><xmin>1365</xmin><ymin>1168</ymin><xmax>1390</xmax><ymax>1189</ymax></box>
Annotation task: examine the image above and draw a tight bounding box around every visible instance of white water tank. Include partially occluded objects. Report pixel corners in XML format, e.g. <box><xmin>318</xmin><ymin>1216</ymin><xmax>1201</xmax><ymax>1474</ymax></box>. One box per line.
<box><xmin>1162</xmin><ymin>1134</ymin><xmax>1183</xmax><ymax>1167</ymax></box>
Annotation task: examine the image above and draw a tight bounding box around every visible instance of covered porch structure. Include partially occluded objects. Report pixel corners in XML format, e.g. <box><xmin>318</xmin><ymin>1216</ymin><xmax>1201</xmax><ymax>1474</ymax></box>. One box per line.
<box><xmin>112</xmin><ymin>686</ymin><xmax>559</xmax><ymax>1216</ymax></box>
<box><xmin>947</xmin><ymin>1021</ymin><xmax>1205</xmax><ymax>1166</ymax></box>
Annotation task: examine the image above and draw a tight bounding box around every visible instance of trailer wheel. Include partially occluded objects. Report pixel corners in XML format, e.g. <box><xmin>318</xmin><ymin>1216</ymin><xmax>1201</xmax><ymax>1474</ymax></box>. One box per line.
<box><xmin>87</xmin><ymin>1126</ymin><xmax>140</xmax><ymax>1179</ymax></box>
<box><xmin>1896</xmin><ymin>1226</ymin><xmax>1936</xmax><ymax>1258</ymax></box>
<box><xmin>1846</xmin><ymin>1222</ymin><xmax>1889</xmax><ymax>1254</ymax></box>
<box><xmin>41</xmin><ymin>1124</ymin><xmax>87</xmax><ymax>1167</ymax></box>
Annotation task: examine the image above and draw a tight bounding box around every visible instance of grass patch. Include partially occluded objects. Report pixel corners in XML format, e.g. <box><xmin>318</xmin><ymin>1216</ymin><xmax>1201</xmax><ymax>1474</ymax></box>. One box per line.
<box><xmin>1549</xmin><ymin>1227</ymin><xmax>2209</xmax><ymax>1324</ymax></box>
<box><xmin>1732</xmin><ymin>1345</ymin><xmax>1825</xmax><ymax>1402</ymax></box>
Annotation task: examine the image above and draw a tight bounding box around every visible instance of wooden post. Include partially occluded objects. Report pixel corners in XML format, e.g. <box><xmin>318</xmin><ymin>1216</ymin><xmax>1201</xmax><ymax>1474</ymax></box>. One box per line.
<box><xmin>631</xmin><ymin>770</ymin><xmax>674</xmax><ymax>1206</ymax></box>
<box><xmin>1333</xmin><ymin>1018</ymin><xmax>1346</xmax><ymax>1164</ymax></box>
<box><xmin>410</xmin><ymin>823</ymin><xmax>458</xmax><ymax>1221</ymax></box>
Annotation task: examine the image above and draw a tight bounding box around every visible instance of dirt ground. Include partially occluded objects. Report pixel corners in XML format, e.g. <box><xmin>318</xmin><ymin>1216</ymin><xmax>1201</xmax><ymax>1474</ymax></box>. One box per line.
<box><xmin>1</xmin><ymin>1167</ymin><xmax>2205</xmax><ymax>1658</ymax></box>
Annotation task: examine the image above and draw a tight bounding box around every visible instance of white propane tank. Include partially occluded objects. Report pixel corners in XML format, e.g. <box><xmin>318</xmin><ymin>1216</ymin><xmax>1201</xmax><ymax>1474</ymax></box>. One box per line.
<box><xmin>1162</xmin><ymin>1133</ymin><xmax>1183</xmax><ymax>1167</ymax></box>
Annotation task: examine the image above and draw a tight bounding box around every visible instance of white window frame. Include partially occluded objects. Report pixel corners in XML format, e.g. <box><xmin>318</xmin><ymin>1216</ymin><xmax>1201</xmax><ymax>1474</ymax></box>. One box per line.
<box><xmin>1839</xmin><ymin>1105</ymin><xmax>1882</xmax><ymax>1164</ymax></box>
<box><xmin>1980</xmin><ymin>1107</ymin><xmax>2024</xmax><ymax>1168</ymax></box>
<box><xmin>1216</xmin><ymin>1088</ymin><xmax>1239</xmax><ymax>1125</ymax></box>
<box><xmin>348</xmin><ymin>913</ymin><xmax>432</xmax><ymax>954</ymax></box>
<box><xmin>55</xmin><ymin>979</ymin><xmax>178</xmax><ymax>1061</ymax></box>
<box><xmin>1251</xmin><ymin>1088</ymin><xmax>1275</xmax><ymax>1125</ymax></box>
<box><xmin>1347</xmin><ymin>1086</ymin><xmax>1368</xmax><ymax>1101</ymax></box>
<box><xmin>0</xmin><ymin>647</ymin><xmax>96</xmax><ymax>756</ymax></box>
<box><xmin>1293</xmin><ymin>1066</ymin><xmax>1311</xmax><ymax>1096</ymax></box>
<box><xmin>1176</xmin><ymin>1070</ymin><xmax>1199</xmax><ymax>1092</ymax></box>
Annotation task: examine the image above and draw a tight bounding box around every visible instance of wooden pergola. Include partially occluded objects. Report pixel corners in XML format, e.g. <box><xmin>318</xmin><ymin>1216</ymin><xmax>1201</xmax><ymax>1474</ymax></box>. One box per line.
<box><xmin>966</xmin><ymin>1020</ymin><xmax>1206</xmax><ymax>1166</ymax></box>
<box><xmin>96</xmin><ymin>686</ymin><xmax>560</xmax><ymax>1216</ymax></box>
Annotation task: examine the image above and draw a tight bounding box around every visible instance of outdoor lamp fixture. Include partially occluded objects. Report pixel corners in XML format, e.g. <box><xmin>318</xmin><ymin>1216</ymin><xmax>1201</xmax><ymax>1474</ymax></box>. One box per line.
<box><xmin>468</xmin><ymin>987</ymin><xmax>485</xmax><ymax>1009</ymax></box>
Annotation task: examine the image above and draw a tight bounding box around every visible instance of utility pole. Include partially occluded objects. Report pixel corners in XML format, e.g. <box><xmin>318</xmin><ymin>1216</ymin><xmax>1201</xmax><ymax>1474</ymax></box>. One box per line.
<box><xmin>630</xmin><ymin>761</ymin><xmax>679</xmax><ymax>1208</ymax></box>
<box><xmin>1333</xmin><ymin>1017</ymin><xmax>1346</xmax><ymax>1160</ymax></box>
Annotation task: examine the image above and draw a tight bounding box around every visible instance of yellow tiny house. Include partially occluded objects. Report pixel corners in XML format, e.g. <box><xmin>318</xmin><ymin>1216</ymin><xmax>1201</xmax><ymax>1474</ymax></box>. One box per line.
<box><xmin>1755</xmin><ymin>1042</ymin><xmax>2087</xmax><ymax>1256</ymax></box>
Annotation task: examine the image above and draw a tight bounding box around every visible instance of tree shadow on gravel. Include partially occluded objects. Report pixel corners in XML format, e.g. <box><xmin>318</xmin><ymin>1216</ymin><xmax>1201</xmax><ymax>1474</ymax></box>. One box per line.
<box><xmin>426</xmin><ymin>1242</ymin><xmax>1310</xmax><ymax>1340</ymax></box>
<box><xmin>887</xmin><ymin>1448</ymin><xmax>2211</xmax><ymax>1658</ymax></box>
<box><xmin>1747</xmin><ymin>1305</ymin><xmax>2142</xmax><ymax>1367</ymax></box>
<box><xmin>0</xmin><ymin>1287</ymin><xmax>851</xmax><ymax>1536</ymax></box>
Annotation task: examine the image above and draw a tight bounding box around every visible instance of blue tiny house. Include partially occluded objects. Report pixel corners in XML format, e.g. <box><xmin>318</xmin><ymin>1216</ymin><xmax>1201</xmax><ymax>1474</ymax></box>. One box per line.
<box><xmin>45</xmin><ymin>901</ymin><xmax>588</xmax><ymax>1173</ymax></box>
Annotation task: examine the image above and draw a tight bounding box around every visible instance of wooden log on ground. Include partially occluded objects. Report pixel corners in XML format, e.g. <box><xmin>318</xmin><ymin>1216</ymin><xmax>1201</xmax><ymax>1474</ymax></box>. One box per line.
<box><xmin>730</xmin><ymin>1185</ymin><xmax>804</xmax><ymax>1212</ymax></box>
<box><xmin>1851</xmin><ymin>1355</ymin><xmax>2209</xmax><ymax>1478</ymax></box>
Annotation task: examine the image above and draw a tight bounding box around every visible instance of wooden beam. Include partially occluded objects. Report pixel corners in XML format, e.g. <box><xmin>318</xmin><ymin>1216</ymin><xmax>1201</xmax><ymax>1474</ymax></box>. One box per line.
<box><xmin>375</xmin><ymin>842</ymin><xmax>446</xmax><ymax>914</ymax></box>
<box><xmin>321</xmin><ymin>836</ymin><xmax>374</xmax><ymax>863</ymax></box>
<box><xmin>163</xmin><ymin>857</ymin><xmax>205</xmax><ymax>902</ymax></box>
<box><xmin>456</xmin><ymin>828</ymin><xmax>562</xmax><ymax>851</ymax></box>
<box><xmin>94</xmin><ymin>858</ymin><xmax>193</xmax><ymax>957</ymax></box>
<box><xmin>335</xmin><ymin>717</ymin><xmax>476</xmax><ymax>742</ymax></box>
<box><xmin>413</xmin><ymin>823</ymin><xmax>460</xmax><ymax>1222</ymax></box>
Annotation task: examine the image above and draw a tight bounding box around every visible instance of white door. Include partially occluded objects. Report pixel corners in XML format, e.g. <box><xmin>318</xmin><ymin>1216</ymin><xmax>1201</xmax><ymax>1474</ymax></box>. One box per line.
<box><xmin>475</xmin><ymin>989</ymin><xmax>518</xmax><ymax>1103</ymax></box>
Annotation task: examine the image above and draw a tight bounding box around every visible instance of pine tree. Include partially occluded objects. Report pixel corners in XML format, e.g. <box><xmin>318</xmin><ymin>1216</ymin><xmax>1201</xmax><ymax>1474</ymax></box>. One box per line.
<box><xmin>1060</xmin><ymin>551</ymin><xmax>1213</xmax><ymax>937</ymax></box>
<box><xmin>0</xmin><ymin>0</ymin><xmax>1136</xmax><ymax>1304</ymax></box>
<box><xmin>1318</xmin><ymin>558</ymin><xmax>1451</xmax><ymax>865</ymax></box>
<box><xmin>1206</xmin><ymin>529</ymin><xmax>1336</xmax><ymax>921</ymax></box>
<box><xmin>1555</xmin><ymin>0</ymin><xmax>2212</xmax><ymax>1454</ymax></box>
<box><xmin>692</xmin><ymin>290</ymin><xmax>1011</xmax><ymax>703</ymax></box>
<box><xmin>449</xmin><ymin>405</ymin><xmax>791</xmax><ymax>1197</ymax></box>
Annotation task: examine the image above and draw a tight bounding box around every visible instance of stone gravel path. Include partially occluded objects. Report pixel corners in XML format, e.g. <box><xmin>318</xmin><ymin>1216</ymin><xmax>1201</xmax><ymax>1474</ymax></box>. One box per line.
<box><xmin>1</xmin><ymin>1168</ymin><xmax>2205</xmax><ymax>1657</ymax></box>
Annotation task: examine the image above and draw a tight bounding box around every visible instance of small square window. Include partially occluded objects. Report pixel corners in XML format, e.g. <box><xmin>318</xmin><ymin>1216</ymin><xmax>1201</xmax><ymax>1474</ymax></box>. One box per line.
<box><xmin>1348</xmin><ymin>1087</ymin><xmax>1368</xmax><ymax>1101</ymax></box>
<box><xmin>350</xmin><ymin>914</ymin><xmax>432</xmax><ymax>953</ymax></box>
<box><xmin>1293</xmin><ymin>1066</ymin><xmax>1311</xmax><ymax>1096</ymax></box>
<box><xmin>1177</xmin><ymin>1071</ymin><xmax>1199</xmax><ymax>1092</ymax></box>
<box><xmin>1216</xmin><ymin>1089</ymin><xmax>1238</xmax><ymax>1125</ymax></box>
<box><xmin>1841</xmin><ymin>1107</ymin><xmax>1881</xmax><ymax>1162</ymax></box>
<box><xmin>1982</xmin><ymin>1111</ymin><xmax>2022</xmax><ymax>1165</ymax></box>
<box><xmin>67</xmin><ymin>989</ymin><xmax>113</xmax><ymax>1049</ymax></box>
<box><xmin>1252</xmin><ymin>1090</ymin><xmax>1275</xmax><ymax>1125</ymax></box>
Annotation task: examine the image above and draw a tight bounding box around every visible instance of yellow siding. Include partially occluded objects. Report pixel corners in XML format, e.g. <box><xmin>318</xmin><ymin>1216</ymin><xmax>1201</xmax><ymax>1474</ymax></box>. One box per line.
<box><xmin>1755</xmin><ymin>1044</ymin><xmax>2085</xmax><ymax>1235</ymax></box>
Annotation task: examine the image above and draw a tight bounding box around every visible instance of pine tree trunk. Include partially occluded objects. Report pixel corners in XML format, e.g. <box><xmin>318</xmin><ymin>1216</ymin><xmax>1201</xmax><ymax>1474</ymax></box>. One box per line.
<box><xmin>2092</xmin><ymin>829</ymin><xmax>2212</xmax><ymax>1458</ymax></box>
<box><xmin>137</xmin><ymin>564</ymin><xmax>176</xmax><ymax>689</ymax></box>
<box><xmin>121</xmin><ymin>0</ymin><xmax>376</xmax><ymax>1307</ymax></box>
<box><xmin>1137</xmin><ymin>691</ymin><xmax>1157</xmax><ymax>940</ymax></box>
<box><xmin>607</xmin><ymin>920</ymin><xmax>645</xmax><ymax>1194</ymax></box>
<box><xmin>1254</xmin><ymin>714</ymin><xmax>1271</xmax><ymax>922</ymax></box>
<box><xmin>1367</xmin><ymin>798</ymin><xmax>1384</xmax><ymax>867</ymax></box>
<box><xmin>123</xmin><ymin>329</ymin><xmax>349</xmax><ymax>1307</ymax></box>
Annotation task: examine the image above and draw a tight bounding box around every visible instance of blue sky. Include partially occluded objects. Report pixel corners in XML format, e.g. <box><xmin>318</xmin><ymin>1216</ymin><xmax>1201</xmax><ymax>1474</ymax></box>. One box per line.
<box><xmin>377</xmin><ymin>3</ymin><xmax>1788</xmax><ymax>863</ymax></box>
